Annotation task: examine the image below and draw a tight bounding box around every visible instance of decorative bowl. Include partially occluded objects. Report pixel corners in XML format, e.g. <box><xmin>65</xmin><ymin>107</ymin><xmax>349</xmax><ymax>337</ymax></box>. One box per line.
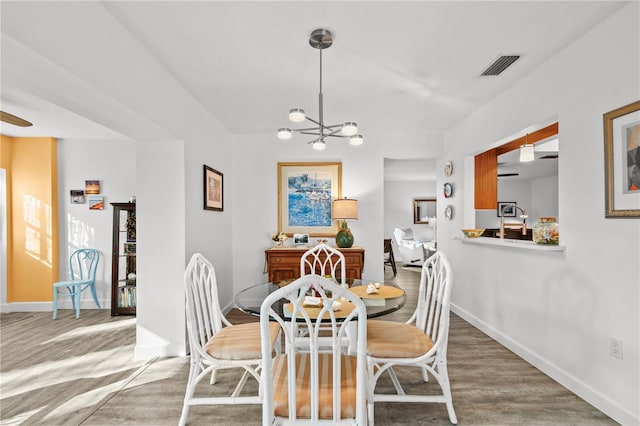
<box><xmin>461</xmin><ymin>228</ymin><xmax>485</xmax><ymax>238</ymax></box>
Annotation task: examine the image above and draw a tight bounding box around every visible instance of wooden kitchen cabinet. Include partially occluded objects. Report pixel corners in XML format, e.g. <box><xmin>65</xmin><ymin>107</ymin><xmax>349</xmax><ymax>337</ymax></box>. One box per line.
<box><xmin>264</xmin><ymin>246</ymin><xmax>365</xmax><ymax>283</ymax></box>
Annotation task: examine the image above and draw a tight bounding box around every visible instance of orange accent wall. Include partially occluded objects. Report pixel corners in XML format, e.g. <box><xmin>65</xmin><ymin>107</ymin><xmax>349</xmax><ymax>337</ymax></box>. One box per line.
<box><xmin>1</xmin><ymin>135</ymin><xmax>59</xmax><ymax>302</ymax></box>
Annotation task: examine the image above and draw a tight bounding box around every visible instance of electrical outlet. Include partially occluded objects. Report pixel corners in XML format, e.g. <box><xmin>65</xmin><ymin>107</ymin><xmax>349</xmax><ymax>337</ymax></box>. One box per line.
<box><xmin>610</xmin><ymin>337</ymin><xmax>623</xmax><ymax>360</ymax></box>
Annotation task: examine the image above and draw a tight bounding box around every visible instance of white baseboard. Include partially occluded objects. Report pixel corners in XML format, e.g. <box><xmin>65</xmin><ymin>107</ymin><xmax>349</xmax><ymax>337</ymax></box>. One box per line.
<box><xmin>134</xmin><ymin>343</ymin><xmax>185</xmax><ymax>360</ymax></box>
<box><xmin>451</xmin><ymin>303</ymin><xmax>638</xmax><ymax>426</ymax></box>
<box><xmin>0</xmin><ymin>299</ymin><xmax>107</xmax><ymax>313</ymax></box>
<box><xmin>222</xmin><ymin>300</ymin><xmax>235</xmax><ymax>314</ymax></box>
<box><xmin>1</xmin><ymin>301</ymin><xmax>51</xmax><ymax>312</ymax></box>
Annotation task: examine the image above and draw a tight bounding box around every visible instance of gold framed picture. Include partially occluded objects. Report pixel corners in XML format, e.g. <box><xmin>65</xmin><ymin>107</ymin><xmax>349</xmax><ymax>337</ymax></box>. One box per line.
<box><xmin>603</xmin><ymin>100</ymin><xmax>640</xmax><ymax>218</ymax></box>
<box><xmin>278</xmin><ymin>162</ymin><xmax>341</xmax><ymax>236</ymax></box>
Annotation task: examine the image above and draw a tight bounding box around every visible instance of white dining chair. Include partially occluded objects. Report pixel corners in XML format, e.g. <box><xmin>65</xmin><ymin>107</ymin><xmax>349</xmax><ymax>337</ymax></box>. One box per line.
<box><xmin>260</xmin><ymin>274</ymin><xmax>369</xmax><ymax>425</ymax></box>
<box><xmin>300</xmin><ymin>244</ymin><xmax>351</xmax><ymax>351</ymax></box>
<box><xmin>179</xmin><ymin>253</ymin><xmax>281</xmax><ymax>426</ymax></box>
<box><xmin>366</xmin><ymin>251</ymin><xmax>457</xmax><ymax>424</ymax></box>
<box><xmin>300</xmin><ymin>243</ymin><xmax>347</xmax><ymax>288</ymax></box>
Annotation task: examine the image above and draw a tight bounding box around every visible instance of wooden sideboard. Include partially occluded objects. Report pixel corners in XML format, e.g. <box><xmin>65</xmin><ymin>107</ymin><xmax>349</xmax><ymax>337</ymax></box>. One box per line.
<box><xmin>264</xmin><ymin>246</ymin><xmax>365</xmax><ymax>283</ymax></box>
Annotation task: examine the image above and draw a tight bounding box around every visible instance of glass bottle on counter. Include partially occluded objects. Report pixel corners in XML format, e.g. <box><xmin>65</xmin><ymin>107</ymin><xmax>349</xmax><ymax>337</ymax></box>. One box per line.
<box><xmin>533</xmin><ymin>217</ymin><xmax>559</xmax><ymax>245</ymax></box>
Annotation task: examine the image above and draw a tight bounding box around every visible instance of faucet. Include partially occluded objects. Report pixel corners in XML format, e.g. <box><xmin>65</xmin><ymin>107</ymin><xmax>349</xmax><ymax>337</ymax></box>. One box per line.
<box><xmin>499</xmin><ymin>206</ymin><xmax>528</xmax><ymax>239</ymax></box>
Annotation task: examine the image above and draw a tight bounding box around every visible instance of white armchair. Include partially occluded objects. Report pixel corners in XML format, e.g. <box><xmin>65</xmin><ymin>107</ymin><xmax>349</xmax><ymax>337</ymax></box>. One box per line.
<box><xmin>393</xmin><ymin>227</ymin><xmax>435</xmax><ymax>267</ymax></box>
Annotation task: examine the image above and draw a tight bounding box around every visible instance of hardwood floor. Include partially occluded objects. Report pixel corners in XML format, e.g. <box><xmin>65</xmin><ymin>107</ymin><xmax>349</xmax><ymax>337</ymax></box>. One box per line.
<box><xmin>0</xmin><ymin>267</ymin><xmax>614</xmax><ymax>425</ymax></box>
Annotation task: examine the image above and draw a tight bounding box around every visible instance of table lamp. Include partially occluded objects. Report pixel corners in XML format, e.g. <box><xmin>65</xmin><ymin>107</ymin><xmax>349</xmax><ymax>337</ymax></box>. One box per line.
<box><xmin>333</xmin><ymin>197</ymin><xmax>358</xmax><ymax>248</ymax></box>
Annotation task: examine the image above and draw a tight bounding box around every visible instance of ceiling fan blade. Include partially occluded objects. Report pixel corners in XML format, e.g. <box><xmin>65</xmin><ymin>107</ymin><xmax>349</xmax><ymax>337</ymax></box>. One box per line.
<box><xmin>0</xmin><ymin>111</ymin><xmax>33</xmax><ymax>127</ymax></box>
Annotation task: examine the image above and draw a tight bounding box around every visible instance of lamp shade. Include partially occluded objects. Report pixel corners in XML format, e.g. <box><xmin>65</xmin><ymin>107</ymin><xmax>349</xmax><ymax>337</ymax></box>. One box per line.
<box><xmin>349</xmin><ymin>134</ymin><xmax>364</xmax><ymax>146</ymax></box>
<box><xmin>312</xmin><ymin>140</ymin><xmax>326</xmax><ymax>150</ymax></box>
<box><xmin>520</xmin><ymin>144</ymin><xmax>535</xmax><ymax>162</ymax></box>
<box><xmin>288</xmin><ymin>108</ymin><xmax>306</xmax><ymax>122</ymax></box>
<box><xmin>341</xmin><ymin>122</ymin><xmax>358</xmax><ymax>136</ymax></box>
<box><xmin>333</xmin><ymin>198</ymin><xmax>358</xmax><ymax>220</ymax></box>
<box><xmin>277</xmin><ymin>128</ymin><xmax>292</xmax><ymax>140</ymax></box>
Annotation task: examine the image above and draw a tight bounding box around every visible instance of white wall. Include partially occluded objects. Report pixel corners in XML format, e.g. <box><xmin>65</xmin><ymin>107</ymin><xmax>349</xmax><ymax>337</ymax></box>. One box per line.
<box><xmin>499</xmin><ymin>179</ymin><xmax>531</xmax><ymax>215</ymax></box>
<box><xmin>530</xmin><ymin>175</ymin><xmax>559</xmax><ymax>221</ymax></box>
<box><xmin>136</xmin><ymin>140</ymin><xmax>186</xmax><ymax>358</ymax></box>
<box><xmin>183</xmin><ymin>127</ymin><xmax>235</xmax><ymax>308</ymax></box>
<box><xmin>56</xmin><ymin>139</ymin><xmax>136</xmax><ymax>309</ymax></box>
<box><xmin>438</xmin><ymin>4</ymin><xmax>639</xmax><ymax>424</ymax></box>
<box><xmin>384</xmin><ymin>180</ymin><xmax>436</xmax><ymax>261</ymax></box>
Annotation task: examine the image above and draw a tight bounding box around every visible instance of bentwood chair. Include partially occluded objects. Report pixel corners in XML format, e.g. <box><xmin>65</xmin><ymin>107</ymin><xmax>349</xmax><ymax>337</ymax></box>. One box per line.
<box><xmin>300</xmin><ymin>243</ymin><xmax>346</xmax><ymax>287</ymax></box>
<box><xmin>260</xmin><ymin>275</ymin><xmax>369</xmax><ymax>425</ymax></box>
<box><xmin>366</xmin><ymin>251</ymin><xmax>457</xmax><ymax>424</ymax></box>
<box><xmin>52</xmin><ymin>248</ymin><xmax>101</xmax><ymax>319</ymax></box>
<box><xmin>179</xmin><ymin>253</ymin><xmax>281</xmax><ymax>426</ymax></box>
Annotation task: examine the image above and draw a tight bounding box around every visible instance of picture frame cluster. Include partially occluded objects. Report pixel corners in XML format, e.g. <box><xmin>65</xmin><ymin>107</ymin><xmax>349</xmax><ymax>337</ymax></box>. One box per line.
<box><xmin>70</xmin><ymin>180</ymin><xmax>104</xmax><ymax>210</ymax></box>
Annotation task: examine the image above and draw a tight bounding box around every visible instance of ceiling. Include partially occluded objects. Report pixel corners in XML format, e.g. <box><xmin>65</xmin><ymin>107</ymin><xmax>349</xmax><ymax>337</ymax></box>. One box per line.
<box><xmin>0</xmin><ymin>1</ymin><xmax>626</xmax><ymax>150</ymax></box>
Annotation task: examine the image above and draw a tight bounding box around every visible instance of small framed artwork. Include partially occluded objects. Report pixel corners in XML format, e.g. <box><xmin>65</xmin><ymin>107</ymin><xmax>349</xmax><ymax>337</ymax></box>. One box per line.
<box><xmin>293</xmin><ymin>233</ymin><xmax>309</xmax><ymax>245</ymax></box>
<box><xmin>203</xmin><ymin>165</ymin><xmax>223</xmax><ymax>211</ymax></box>
<box><xmin>85</xmin><ymin>180</ymin><xmax>100</xmax><ymax>194</ymax></box>
<box><xmin>70</xmin><ymin>190</ymin><xmax>85</xmax><ymax>204</ymax></box>
<box><xmin>603</xmin><ymin>100</ymin><xmax>640</xmax><ymax>217</ymax></box>
<box><xmin>88</xmin><ymin>195</ymin><xmax>104</xmax><ymax>210</ymax></box>
<box><xmin>497</xmin><ymin>201</ymin><xmax>517</xmax><ymax>217</ymax></box>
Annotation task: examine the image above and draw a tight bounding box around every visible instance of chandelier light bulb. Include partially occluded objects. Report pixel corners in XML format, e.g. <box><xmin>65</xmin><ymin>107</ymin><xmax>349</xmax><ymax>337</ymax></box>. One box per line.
<box><xmin>349</xmin><ymin>134</ymin><xmax>364</xmax><ymax>146</ymax></box>
<box><xmin>341</xmin><ymin>122</ymin><xmax>358</xmax><ymax>136</ymax></box>
<box><xmin>288</xmin><ymin>108</ymin><xmax>306</xmax><ymax>122</ymax></box>
<box><xmin>312</xmin><ymin>140</ymin><xmax>326</xmax><ymax>151</ymax></box>
<box><xmin>277</xmin><ymin>128</ymin><xmax>293</xmax><ymax>140</ymax></box>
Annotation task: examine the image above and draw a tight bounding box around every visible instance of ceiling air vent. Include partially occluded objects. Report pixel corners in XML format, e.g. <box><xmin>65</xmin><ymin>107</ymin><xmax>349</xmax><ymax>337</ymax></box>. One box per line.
<box><xmin>481</xmin><ymin>55</ymin><xmax>520</xmax><ymax>76</ymax></box>
<box><xmin>540</xmin><ymin>154</ymin><xmax>559</xmax><ymax>159</ymax></box>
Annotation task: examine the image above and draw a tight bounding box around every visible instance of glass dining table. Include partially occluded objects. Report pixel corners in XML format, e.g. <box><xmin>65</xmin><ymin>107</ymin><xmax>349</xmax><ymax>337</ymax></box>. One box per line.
<box><xmin>233</xmin><ymin>278</ymin><xmax>407</xmax><ymax>320</ymax></box>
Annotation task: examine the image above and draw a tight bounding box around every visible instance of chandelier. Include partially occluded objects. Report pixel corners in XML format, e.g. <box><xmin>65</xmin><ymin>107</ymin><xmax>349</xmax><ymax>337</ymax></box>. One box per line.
<box><xmin>277</xmin><ymin>28</ymin><xmax>364</xmax><ymax>150</ymax></box>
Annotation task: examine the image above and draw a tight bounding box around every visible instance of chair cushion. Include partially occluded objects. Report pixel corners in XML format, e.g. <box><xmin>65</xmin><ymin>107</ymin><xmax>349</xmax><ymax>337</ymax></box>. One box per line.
<box><xmin>272</xmin><ymin>353</ymin><xmax>358</xmax><ymax>419</ymax></box>
<box><xmin>205</xmin><ymin>322</ymin><xmax>279</xmax><ymax>360</ymax></box>
<box><xmin>366</xmin><ymin>320</ymin><xmax>433</xmax><ymax>358</ymax></box>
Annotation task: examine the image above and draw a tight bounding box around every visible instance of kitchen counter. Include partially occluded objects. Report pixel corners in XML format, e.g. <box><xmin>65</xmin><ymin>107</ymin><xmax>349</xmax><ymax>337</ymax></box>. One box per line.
<box><xmin>454</xmin><ymin>236</ymin><xmax>566</xmax><ymax>252</ymax></box>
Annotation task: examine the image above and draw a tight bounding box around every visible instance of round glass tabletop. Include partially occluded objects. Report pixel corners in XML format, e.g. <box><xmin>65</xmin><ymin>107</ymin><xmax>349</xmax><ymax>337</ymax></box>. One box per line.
<box><xmin>234</xmin><ymin>279</ymin><xmax>406</xmax><ymax>320</ymax></box>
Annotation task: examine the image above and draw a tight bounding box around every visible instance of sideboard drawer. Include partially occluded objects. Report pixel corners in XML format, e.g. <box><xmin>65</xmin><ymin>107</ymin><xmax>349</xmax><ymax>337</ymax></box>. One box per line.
<box><xmin>265</xmin><ymin>246</ymin><xmax>365</xmax><ymax>282</ymax></box>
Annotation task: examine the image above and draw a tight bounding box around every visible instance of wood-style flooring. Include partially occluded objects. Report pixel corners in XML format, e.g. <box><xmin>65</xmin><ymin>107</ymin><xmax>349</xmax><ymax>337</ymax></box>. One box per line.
<box><xmin>0</xmin><ymin>266</ymin><xmax>615</xmax><ymax>425</ymax></box>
